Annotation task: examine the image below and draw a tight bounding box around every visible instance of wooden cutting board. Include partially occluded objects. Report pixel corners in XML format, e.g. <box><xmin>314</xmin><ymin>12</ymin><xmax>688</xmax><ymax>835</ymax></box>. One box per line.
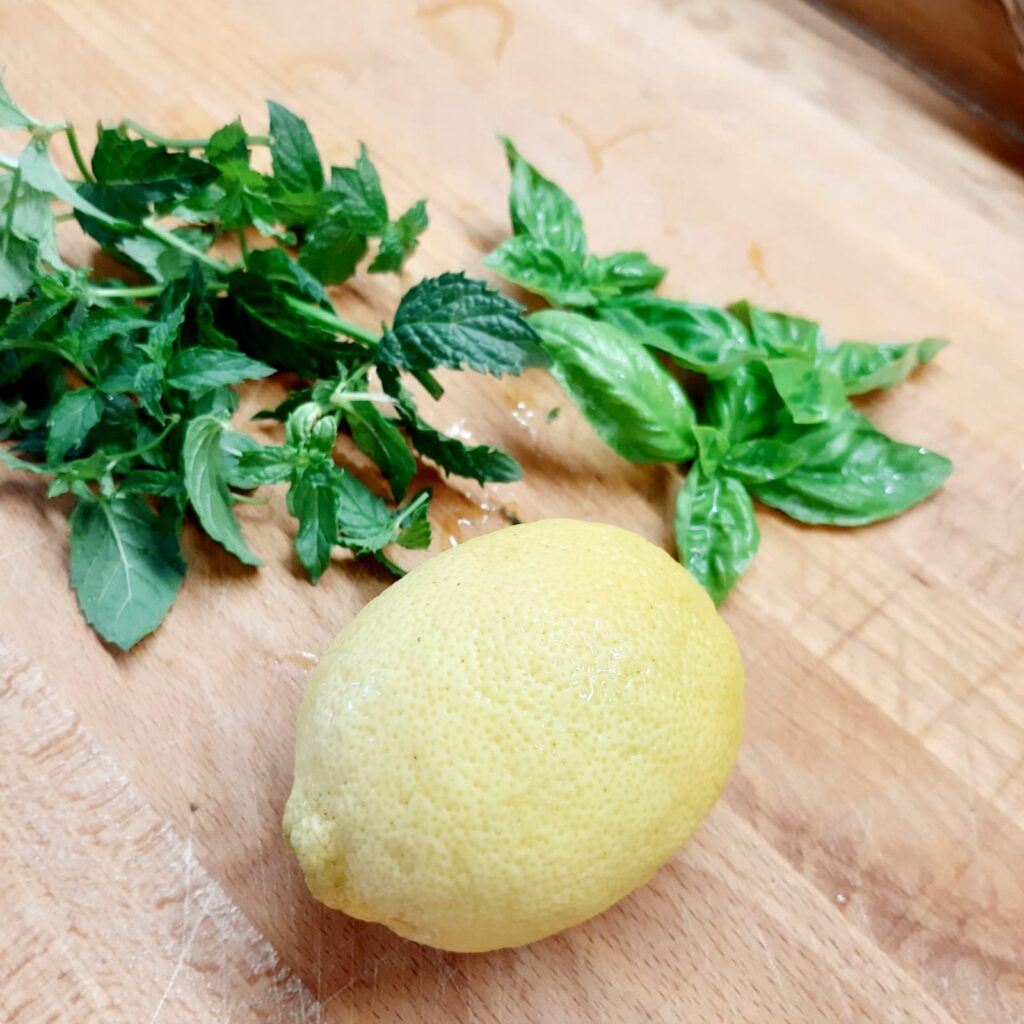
<box><xmin>2</xmin><ymin>1</ymin><xmax>1023</xmax><ymax>1021</ymax></box>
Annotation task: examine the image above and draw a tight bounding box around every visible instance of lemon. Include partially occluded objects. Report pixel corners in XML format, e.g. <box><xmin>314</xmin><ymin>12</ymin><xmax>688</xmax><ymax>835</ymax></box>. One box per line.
<box><xmin>283</xmin><ymin>519</ymin><xmax>743</xmax><ymax>952</ymax></box>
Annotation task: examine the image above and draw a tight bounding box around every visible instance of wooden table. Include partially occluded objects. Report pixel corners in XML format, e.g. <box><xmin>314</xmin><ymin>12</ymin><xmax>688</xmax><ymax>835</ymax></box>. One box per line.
<box><xmin>2</xmin><ymin>1</ymin><xmax>1023</xmax><ymax>1021</ymax></box>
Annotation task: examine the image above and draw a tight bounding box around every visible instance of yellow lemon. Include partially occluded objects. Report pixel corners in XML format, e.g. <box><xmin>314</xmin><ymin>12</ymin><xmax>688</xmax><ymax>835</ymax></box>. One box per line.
<box><xmin>284</xmin><ymin>519</ymin><xmax>743</xmax><ymax>952</ymax></box>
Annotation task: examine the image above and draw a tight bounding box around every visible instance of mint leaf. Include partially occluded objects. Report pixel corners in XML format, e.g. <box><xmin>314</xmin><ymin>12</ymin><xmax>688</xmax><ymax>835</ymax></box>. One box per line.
<box><xmin>165</xmin><ymin>348</ymin><xmax>274</xmax><ymax>395</ymax></box>
<box><xmin>530</xmin><ymin>310</ymin><xmax>695</xmax><ymax>463</ymax></box>
<box><xmin>235</xmin><ymin>444</ymin><xmax>295</xmax><ymax>485</ymax></box>
<box><xmin>0</xmin><ymin>75</ymin><xmax>37</xmax><ymax>130</ymax></box>
<box><xmin>675</xmin><ymin>468</ymin><xmax>759</xmax><ymax>606</ymax></box>
<box><xmin>820</xmin><ymin>337</ymin><xmax>948</xmax><ymax>395</ymax></box>
<box><xmin>19</xmin><ymin>140</ymin><xmax>122</xmax><ymax>227</ymax></box>
<box><xmin>380</xmin><ymin>272</ymin><xmax>547</xmax><ymax>377</ymax></box>
<box><xmin>369</xmin><ymin>199</ymin><xmax>428</xmax><ymax>274</ymax></box>
<box><xmin>596</xmin><ymin>297</ymin><xmax>755</xmax><ymax>377</ymax></box>
<box><xmin>267</xmin><ymin>101</ymin><xmax>323</xmax><ymax>193</ymax></box>
<box><xmin>298</xmin><ymin>217</ymin><xmax>368</xmax><ymax>284</ymax></box>
<box><xmin>69</xmin><ymin>493</ymin><xmax>186</xmax><ymax>650</ymax></box>
<box><xmin>45</xmin><ymin>387</ymin><xmax>105</xmax><ymax>463</ymax></box>
<box><xmin>328</xmin><ymin>144</ymin><xmax>388</xmax><ymax>232</ymax></box>
<box><xmin>289</xmin><ymin>469</ymin><xmax>340</xmax><ymax>583</ymax></box>
<box><xmin>500</xmin><ymin>137</ymin><xmax>586</xmax><ymax>258</ymax></box>
<box><xmin>762</xmin><ymin>358</ymin><xmax>847</xmax><ymax>424</ymax></box>
<box><xmin>182</xmin><ymin>414</ymin><xmax>262</xmax><ymax>565</ymax></box>
<box><xmin>405</xmin><ymin>413</ymin><xmax>521</xmax><ymax>485</ymax></box>
<box><xmin>336</xmin><ymin>474</ymin><xmax>430</xmax><ymax>555</ymax></box>
<box><xmin>0</xmin><ymin>236</ymin><xmax>36</xmax><ymax>300</ymax></box>
<box><xmin>90</xmin><ymin>129</ymin><xmax>217</xmax><ymax>204</ymax></box>
<box><xmin>750</xmin><ymin>410</ymin><xmax>952</xmax><ymax>526</ymax></box>
<box><xmin>343</xmin><ymin>400</ymin><xmax>416</xmax><ymax>500</ymax></box>
<box><xmin>0</xmin><ymin>174</ymin><xmax>62</xmax><ymax>268</ymax></box>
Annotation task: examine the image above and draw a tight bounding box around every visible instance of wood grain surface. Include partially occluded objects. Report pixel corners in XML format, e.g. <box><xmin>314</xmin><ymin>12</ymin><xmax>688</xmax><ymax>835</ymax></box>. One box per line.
<box><xmin>2</xmin><ymin>1</ymin><xmax>1024</xmax><ymax>1021</ymax></box>
<box><xmin>808</xmin><ymin>0</ymin><xmax>1024</xmax><ymax>138</ymax></box>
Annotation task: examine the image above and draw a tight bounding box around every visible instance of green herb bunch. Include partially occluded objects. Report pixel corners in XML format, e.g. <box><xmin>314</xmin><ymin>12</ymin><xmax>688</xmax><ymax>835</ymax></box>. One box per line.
<box><xmin>486</xmin><ymin>139</ymin><xmax>952</xmax><ymax>604</ymax></box>
<box><xmin>0</xmin><ymin>80</ymin><xmax>546</xmax><ymax>649</ymax></box>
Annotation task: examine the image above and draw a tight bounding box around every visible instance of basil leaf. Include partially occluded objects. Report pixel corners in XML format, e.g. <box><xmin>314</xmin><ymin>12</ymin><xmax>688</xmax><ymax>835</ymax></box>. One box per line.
<box><xmin>529</xmin><ymin>309</ymin><xmax>696</xmax><ymax>463</ymax></box>
<box><xmin>722</xmin><ymin>439</ymin><xmax>805</xmax><ymax>485</ymax></box>
<box><xmin>267</xmin><ymin>100</ymin><xmax>324</xmax><ymax>193</ymax></box>
<box><xmin>288</xmin><ymin>469</ymin><xmax>340</xmax><ymax>583</ymax></box>
<box><xmin>69</xmin><ymin>493</ymin><xmax>186</xmax><ymax>650</ymax></box>
<box><xmin>703</xmin><ymin>366</ymin><xmax>784</xmax><ymax>443</ymax></box>
<box><xmin>483</xmin><ymin>237</ymin><xmax>593</xmax><ymax>307</ymax></box>
<box><xmin>733</xmin><ymin>302</ymin><xmax>825</xmax><ymax>359</ymax></box>
<box><xmin>500</xmin><ymin>137</ymin><xmax>586</xmax><ymax>258</ymax></box>
<box><xmin>820</xmin><ymin>338</ymin><xmax>948</xmax><ymax>395</ymax></box>
<box><xmin>369</xmin><ymin>199</ymin><xmax>429</xmax><ymax>274</ymax></box>
<box><xmin>45</xmin><ymin>387</ymin><xmax>105</xmax><ymax>463</ymax></box>
<box><xmin>298</xmin><ymin>217</ymin><xmax>368</xmax><ymax>285</ymax></box>
<box><xmin>674</xmin><ymin>468</ymin><xmax>759</xmax><ymax>606</ymax></box>
<box><xmin>750</xmin><ymin>410</ymin><xmax>952</xmax><ymax>525</ymax></box>
<box><xmin>762</xmin><ymin>357</ymin><xmax>847</xmax><ymax>424</ymax></box>
<box><xmin>328</xmin><ymin>144</ymin><xmax>388</xmax><ymax>233</ymax></box>
<box><xmin>165</xmin><ymin>347</ymin><xmax>274</xmax><ymax>395</ymax></box>
<box><xmin>595</xmin><ymin>297</ymin><xmax>755</xmax><ymax>377</ymax></box>
<box><xmin>582</xmin><ymin>251</ymin><xmax>666</xmax><ymax>298</ymax></box>
<box><xmin>380</xmin><ymin>272</ymin><xmax>547</xmax><ymax>377</ymax></box>
<box><xmin>343</xmin><ymin>400</ymin><xmax>416</xmax><ymax>501</ymax></box>
<box><xmin>692</xmin><ymin>424</ymin><xmax>729</xmax><ymax>476</ymax></box>
<box><xmin>182</xmin><ymin>414</ymin><xmax>262</xmax><ymax>565</ymax></box>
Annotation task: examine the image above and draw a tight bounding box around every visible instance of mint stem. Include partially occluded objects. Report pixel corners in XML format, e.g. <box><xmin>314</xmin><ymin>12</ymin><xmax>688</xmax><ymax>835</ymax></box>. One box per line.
<box><xmin>63</xmin><ymin>125</ymin><xmax>94</xmax><ymax>183</ymax></box>
<box><xmin>141</xmin><ymin>220</ymin><xmax>230</xmax><ymax>273</ymax></box>
<box><xmin>118</xmin><ymin>118</ymin><xmax>270</xmax><ymax>151</ymax></box>
<box><xmin>280</xmin><ymin>294</ymin><xmax>382</xmax><ymax>347</ymax></box>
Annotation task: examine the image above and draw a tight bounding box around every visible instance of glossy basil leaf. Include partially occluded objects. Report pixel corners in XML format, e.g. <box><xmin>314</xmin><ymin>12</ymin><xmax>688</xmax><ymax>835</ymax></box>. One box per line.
<box><xmin>762</xmin><ymin>357</ymin><xmax>847</xmax><ymax>424</ymax></box>
<box><xmin>69</xmin><ymin>493</ymin><xmax>186</xmax><ymax>650</ymax></box>
<box><xmin>674</xmin><ymin>467</ymin><xmax>759</xmax><ymax>606</ymax></box>
<box><xmin>267</xmin><ymin>100</ymin><xmax>324</xmax><ymax>193</ymax></box>
<box><xmin>370</xmin><ymin>200</ymin><xmax>429</xmax><ymax>274</ymax></box>
<box><xmin>379</xmin><ymin>272</ymin><xmax>548</xmax><ymax>377</ymax></box>
<box><xmin>820</xmin><ymin>337</ymin><xmax>948</xmax><ymax>395</ymax></box>
<box><xmin>750</xmin><ymin>410</ymin><xmax>952</xmax><ymax>525</ymax></box>
<box><xmin>328</xmin><ymin>144</ymin><xmax>388</xmax><ymax>233</ymax></box>
<box><xmin>182</xmin><ymin>414</ymin><xmax>262</xmax><ymax>565</ymax></box>
<box><xmin>582</xmin><ymin>251</ymin><xmax>666</xmax><ymax>298</ymax></box>
<box><xmin>596</xmin><ymin>296</ymin><xmax>755</xmax><ymax>377</ymax></box>
<box><xmin>500</xmin><ymin>137</ymin><xmax>586</xmax><ymax>258</ymax></box>
<box><xmin>703</xmin><ymin>365</ymin><xmax>784</xmax><ymax>443</ymax></box>
<box><xmin>45</xmin><ymin>387</ymin><xmax>105</xmax><ymax>463</ymax></box>
<box><xmin>692</xmin><ymin>424</ymin><xmax>729</xmax><ymax>476</ymax></box>
<box><xmin>483</xmin><ymin>236</ymin><xmax>592</xmax><ymax>307</ymax></box>
<box><xmin>733</xmin><ymin>302</ymin><xmax>825</xmax><ymax>359</ymax></box>
<box><xmin>343</xmin><ymin>400</ymin><xmax>416</xmax><ymax>500</ymax></box>
<box><xmin>722</xmin><ymin>438</ymin><xmax>805</xmax><ymax>485</ymax></box>
<box><xmin>530</xmin><ymin>310</ymin><xmax>695</xmax><ymax>463</ymax></box>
